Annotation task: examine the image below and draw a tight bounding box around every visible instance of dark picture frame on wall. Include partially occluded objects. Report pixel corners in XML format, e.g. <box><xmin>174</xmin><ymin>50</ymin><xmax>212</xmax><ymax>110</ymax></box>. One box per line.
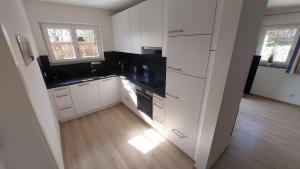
<box><xmin>16</xmin><ymin>35</ymin><xmax>34</xmax><ymax>66</ymax></box>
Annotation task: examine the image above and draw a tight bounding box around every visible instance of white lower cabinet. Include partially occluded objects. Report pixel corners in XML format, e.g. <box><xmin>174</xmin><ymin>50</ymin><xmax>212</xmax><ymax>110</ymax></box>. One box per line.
<box><xmin>165</xmin><ymin>71</ymin><xmax>205</xmax><ymax>157</ymax></box>
<box><xmin>120</xmin><ymin>77</ymin><xmax>138</xmax><ymax>114</ymax></box>
<box><xmin>98</xmin><ymin>77</ymin><xmax>120</xmax><ymax>107</ymax></box>
<box><xmin>69</xmin><ymin>81</ymin><xmax>102</xmax><ymax>115</ymax></box>
<box><xmin>50</xmin><ymin>86</ymin><xmax>76</xmax><ymax>121</ymax></box>
<box><xmin>152</xmin><ymin>94</ymin><xmax>165</xmax><ymax>134</ymax></box>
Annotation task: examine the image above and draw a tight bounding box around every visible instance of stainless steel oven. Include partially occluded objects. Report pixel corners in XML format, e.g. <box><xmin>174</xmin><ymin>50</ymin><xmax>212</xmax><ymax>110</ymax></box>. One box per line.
<box><xmin>136</xmin><ymin>86</ymin><xmax>153</xmax><ymax>119</ymax></box>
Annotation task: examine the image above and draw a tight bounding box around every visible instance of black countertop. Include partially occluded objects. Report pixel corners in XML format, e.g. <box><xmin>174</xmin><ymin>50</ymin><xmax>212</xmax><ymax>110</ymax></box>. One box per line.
<box><xmin>119</xmin><ymin>72</ymin><xmax>165</xmax><ymax>97</ymax></box>
<box><xmin>46</xmin><ymin>71</ymin><xmax>166</xmax><ymax>98</ymax></box>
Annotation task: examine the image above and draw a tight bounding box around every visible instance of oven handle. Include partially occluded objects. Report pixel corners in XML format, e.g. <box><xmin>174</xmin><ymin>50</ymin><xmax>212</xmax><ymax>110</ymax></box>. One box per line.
<box><xmin>136</xmin><ymin>90</ymin><xmax>152</xmax><ymax>100</ymax></box>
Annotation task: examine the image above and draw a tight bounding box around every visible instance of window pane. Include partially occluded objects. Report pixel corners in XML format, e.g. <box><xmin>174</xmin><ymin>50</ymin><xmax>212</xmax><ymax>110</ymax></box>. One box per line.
<box><xmin>47</xmin><ymin>28</ymin><xmax>76</xmax><ymax>60</ymax></box>
<box><xmin>261</xmin><ymin>28</ymin><xmax>298</xmax><ymax>63</ymax></box>
<box><xmin>76</xmin><ymin>29</ymin><xmax>100</xmax><ymax>58</ymax></box>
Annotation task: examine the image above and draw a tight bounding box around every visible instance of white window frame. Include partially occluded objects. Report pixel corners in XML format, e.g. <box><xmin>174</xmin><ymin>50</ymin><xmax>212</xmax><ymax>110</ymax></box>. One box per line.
<box><xmin>257</xmin><ymin>24</ymin><xmax>300</xmax><ymax>67</ymax></box>
<box><xmin>41</xmin><ymin>23</ymin><xmax>104</xmax><ymax>65</ymax></box>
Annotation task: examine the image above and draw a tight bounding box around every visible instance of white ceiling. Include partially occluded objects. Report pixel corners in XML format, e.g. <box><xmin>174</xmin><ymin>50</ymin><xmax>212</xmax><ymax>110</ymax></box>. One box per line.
<box><xmin>31</xmin><ymin>0</ymin><xmax>300</xmax><ymax>10</ymax></box>
<box><xmin>268</xmin><ymin>0</ymin><xmax>300</xmax><ymax>8</ymax></box>
<box><xmin>33</xmin><ymin>0</ymin><xmax>145</xmax><ymax>10</ymax></box>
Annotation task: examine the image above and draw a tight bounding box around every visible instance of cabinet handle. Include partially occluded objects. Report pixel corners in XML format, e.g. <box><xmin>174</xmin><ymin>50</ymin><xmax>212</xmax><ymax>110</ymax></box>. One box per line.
<box><xmin>60</xmin><ymin>106</ymin><xmax>72</xmax><ymax>111</ymax></box>
<box><xmin>153</xmin><ymin>116</ymin><xmax>163</xmax><ymax>123</ymax></box>
<box><xmin>168</xmin><ymin>29</ymin><xmax>184</xmax><ymax>33</ymax></box>
<box><xmin>78</xmin><ymin>83</ymin><xmax>89</xmax><ymax>87</ymax></box>
<box><xmin>53</xmin><ymin>87</ymin><xmax>67</xmax><ymax>91</ymax></box>
<box><xmin>154</xmin><ymin>95</ymin><xmax>163</xmax><ymax>101</ymax></box>
<box><xmin>166</xmin><ymin>93</ymin><xmax>179</xmax><ymax>99</ymax></box>
<box><xmin>167</xmin><ymin>66</ymin><xmax>182</xmax><ymax>71</ymax></box>
<box><xmin>56</xmin><ymin>94</ymin><xmax>68</xmax><ymax>98</ymax></box>
<box><xmin>153</xmin><ymin>102</ymin><xmax>163</xmax><ymax>109</ymax></box>
<box><xmin>172</xmin><ymin>129</ymin><xmax>185</xmax><ymax>139</ymax></box>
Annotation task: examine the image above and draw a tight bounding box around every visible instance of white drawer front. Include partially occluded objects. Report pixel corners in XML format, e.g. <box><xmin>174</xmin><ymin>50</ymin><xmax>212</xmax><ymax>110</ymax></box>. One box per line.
<box><xmin>153</xmin><ymin>100</ymin><xmax>164</xmax><ymax>121</ymax></box>
<box><xmin>58</xmin><ymin>105</ymin><xmax>76</xmax><ymax>120</ymax></box>
<box><xmin>153</xmin><ymin>115</ymin><xmax>164</xmax><ymax>134</ymax></box>
<box><xmin>53</xmin><ymin>93</ymin><xmax>72</xmax><ymax>108</ymax></box>
<box><xmin>51</xmin><ymin>86</ymin><xmax>69</xmax><ymax>97</ymax></box>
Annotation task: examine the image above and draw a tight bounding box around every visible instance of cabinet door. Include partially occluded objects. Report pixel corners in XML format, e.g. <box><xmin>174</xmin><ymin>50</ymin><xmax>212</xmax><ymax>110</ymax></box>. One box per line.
<box><xmin>112</xmin><ymin>11</ymin><xmax>131</xmax><ymax>53</ymax></box>
<box><xmin>129</xmin><ymin>5</ymin><xmax>142</xmax><ymax>54</ymax></box>
<box><xmin>168</xmin><ymin>0</ymin><xmax>218</xmax><ymax>36</ymax></box>
<box><xmin>141</xmin><ymin>0</ymin><xmax>163</xmax><ymax>47</ymax></box>
<box><xmin>98</xmin><ymin>77</ymin><xmax>120</xmax><ymax>107</ymax></box>
<box><xmin>162</xmin><ymin>0</ymin><xmax>169</xmax><ymax>57</ymax></box>
<box><xmin>119</xmin><ymin>10</ymin><xmax>132</xmax><ymax>53</ymax></box>
<box><xmin>165</xmin><ymin>71</ymin><xmax>205</xmax><ymax>157</ymax></box>
<box><xmin>167</xmin><ymin>35</ymin><xmax>211</xmax><ymax>78</ymax></box>
<box><xmin>69</xmin><ymin>81</ymin><xmax>101</xmax><ymax>115</ymax></box>
<box><xmin>112</xmin><ymin>13</ymin><xmax>122</xmax><ymax>51</ymax></box>
<box><xmin>120</xmin><ymin>78</ymin><xmax>138</xmax><ymax>113</ymax></box>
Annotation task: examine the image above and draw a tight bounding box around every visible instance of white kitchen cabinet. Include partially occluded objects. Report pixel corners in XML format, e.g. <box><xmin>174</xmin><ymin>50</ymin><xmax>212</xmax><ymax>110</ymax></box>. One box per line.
<box><xmin>165</xmin><ymin>71</ymin><xmax>205</xmax><ymax>157</ymax></box>
<box><xmin>57</xmin><ymin>105</ymin><xmax>76</xmax><ymax>120</ymax></box>
<box><xmin>141</xmin><ymin>0</ymin><xmax>163</xmax><ymax>48</ymax></box>
<box><xmin>98</xmin><ymin>77</ymin><xmax>120</xmax><ymax>107</ymax></box>
<box><xmin>152</xmin><ymin>94</ymin><xmax>165</xmax><ymax>134</ymax></box>
<box><xmin>69</xmin><ymin>81</ymin><xmax>102</xmax><ymax>115</ymax></box>
<box><xmin>162</xmin><ymin>0</ymin><xmax>169</xmax><ymax>57</ymax></box>
<box><xmin>112</xmin><ymin>11</ymin><xmax>131</xmax><ymax>53</ymax></box>
<box><xmin>120</xmin><ymin>78</ymin><xmax>138</xmax><ymax>114</ymax></box>
<box><xmin>129</xmin><ymin>5</ymin><xmax>142</xmax><ymax>54</ymax></box>
<box><xmin>167</xmin><ymin>35</ymin><xmax>211</xmax><ymax>78</ymax></box>
<box><xmin>168</xmin><ymin>0</ymin><xmax>218</xmax><ymax>36</ymax></box>
<box><xmin>211</xmin><ymin>0</ymin><xmax>223</xmax><ymax>51</ymax></box>
<box><xmin>50</xmin><ymin>86</ymin><xmax>76</xmax><ymax>121</ymax></box>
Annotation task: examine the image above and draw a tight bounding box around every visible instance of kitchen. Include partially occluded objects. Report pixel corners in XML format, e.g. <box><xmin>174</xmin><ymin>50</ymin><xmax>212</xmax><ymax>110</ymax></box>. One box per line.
<box><xmin>0</xmin><ymin>0</ymin><xmax>267</xmax><ymax>169</ymax></box>
<box><xmin>35</xmin><ymin>0</ymin><xmax>216</xmax><ymax>161</ymax></box>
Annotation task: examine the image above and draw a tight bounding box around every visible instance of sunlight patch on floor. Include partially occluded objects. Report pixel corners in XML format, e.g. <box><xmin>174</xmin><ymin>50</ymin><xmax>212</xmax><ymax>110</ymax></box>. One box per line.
<box><xmin>128</xmin><ymin>129</ymin><xmax>166</xmax><ymax>154</ymax></box>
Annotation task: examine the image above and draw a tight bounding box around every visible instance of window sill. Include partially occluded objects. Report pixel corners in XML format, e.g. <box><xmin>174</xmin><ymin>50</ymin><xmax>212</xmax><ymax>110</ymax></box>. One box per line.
<box><xmin>259</xmin><ymin>63</ymin><xmax>287</xmax><ymax>69</ymax></box>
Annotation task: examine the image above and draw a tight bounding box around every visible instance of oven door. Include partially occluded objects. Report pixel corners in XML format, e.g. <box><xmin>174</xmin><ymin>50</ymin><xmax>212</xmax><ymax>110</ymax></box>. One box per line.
<box><xmin>137</xmin><ymin>90</ymin><xmax>153</xmax><ymax>119</ymax></box>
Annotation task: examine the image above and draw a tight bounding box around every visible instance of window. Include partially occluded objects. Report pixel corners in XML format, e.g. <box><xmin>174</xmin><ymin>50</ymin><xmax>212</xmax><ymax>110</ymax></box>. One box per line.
<box><xmin>41</xmin><ymin>23</ymin><xmax>104</xmax><ymax>64</ymax></box>
<box><xmin>259</xmin><ymin>26</ymin><xmax>299</xmax><ymax>66</ymax></box>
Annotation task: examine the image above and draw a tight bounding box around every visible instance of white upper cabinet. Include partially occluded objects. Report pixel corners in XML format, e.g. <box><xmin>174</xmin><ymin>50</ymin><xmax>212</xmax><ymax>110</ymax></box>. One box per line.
<box><xmin>168</xmin><ymin>0</ymin><xmax>218</xmax><ymax>36</ymax></box>
<box><xmin>162</xmin><ymin>0</ymin><xmax>169</xmax><ymax>57</ymax></box>
<box><xmin>129</xmin><ymin>5</ymin><xmax>142</xmax><ymax>54</ymax></box>
<box><xmin>167</xmin><ymin>35</ymin><xmax>211</xmax><ymax>78</ymax></box>
<box><xmin>112</xmin><ymin>13</ymin><xmax>121</xmax><ymax>51</ymax></box>
<box><xmin>98</xmin><ymin>77</ymin><xmax>120</xmax><ymax>107</ymax></box>
<box><xmin>141</xmin><ymin>0</ymin><xmax>163</xmax><ymax>48</ymax></box>
<box><xmin>112</xmin><ymin>11</ymin><xmax>131</xmax><ymax>53</ymax></box>
<box><xmin>69</xmin><ymin>81</ymin><xmax>101</xmax><ymax>115</ymax></box>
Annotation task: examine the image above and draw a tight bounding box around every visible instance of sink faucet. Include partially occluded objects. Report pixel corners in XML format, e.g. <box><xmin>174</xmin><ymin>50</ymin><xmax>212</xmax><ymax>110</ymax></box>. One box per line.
<box><xmin>91</xmin><ymin>61</ymin><xmax>101</xmax><ymax>73</ymax></box>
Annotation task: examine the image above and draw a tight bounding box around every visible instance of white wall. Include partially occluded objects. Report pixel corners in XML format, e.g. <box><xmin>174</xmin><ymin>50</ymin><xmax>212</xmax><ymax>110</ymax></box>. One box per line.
<box><xmin>23</xmin><ymin>0</ymin><xmax>114</xmax><ymax>55</ymax></box>
<box><xmin>0</xmin><ymin>0</ymin><xmax>64</xmax><ymax>169</ymax></box>
<box><xmin>0</xmin><ymin>23</ymin><xmax>55</xmax><ymax>169</ymax></box>
<box><xmin>252</xmin><ymin>66</ymin><xmax>300</xmax><ymax>105</ymax></box>
<box><xmin>251</xmin><ymin>9</ymin><xmax>300</xmax><ymax>106</ymax></box>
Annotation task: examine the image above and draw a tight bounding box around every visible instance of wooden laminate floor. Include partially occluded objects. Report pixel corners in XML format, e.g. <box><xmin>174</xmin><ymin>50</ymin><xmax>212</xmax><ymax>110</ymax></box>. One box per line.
<box><xmin>212</xmin><ymin>95</ymin><xmax>300</xmax><ymax>169</ymax></box>
<box><xmin>61</xmin><ymin>104</ymin><xmax>194</xmax><ymax>169</ymax></box>
<box><xmin>61</xmin><ymin>95</ymin><xmax>300</xmax><ymax>169</ymax></box>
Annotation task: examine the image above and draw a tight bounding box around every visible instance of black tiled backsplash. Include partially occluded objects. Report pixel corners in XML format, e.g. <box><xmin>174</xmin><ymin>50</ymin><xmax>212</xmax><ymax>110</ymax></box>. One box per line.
<box><xmin>38</xmin><ymin>51</ymin><xmax>166</xmax><ymax>83</ymax></box>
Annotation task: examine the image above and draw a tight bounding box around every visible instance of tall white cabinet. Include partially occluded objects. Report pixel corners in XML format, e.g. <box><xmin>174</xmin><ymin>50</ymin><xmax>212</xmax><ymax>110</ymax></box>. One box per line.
<box><xmin>164</xmin><ymin>0</ymin><xmax>219</xmax><ymax>159</ymax></box>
